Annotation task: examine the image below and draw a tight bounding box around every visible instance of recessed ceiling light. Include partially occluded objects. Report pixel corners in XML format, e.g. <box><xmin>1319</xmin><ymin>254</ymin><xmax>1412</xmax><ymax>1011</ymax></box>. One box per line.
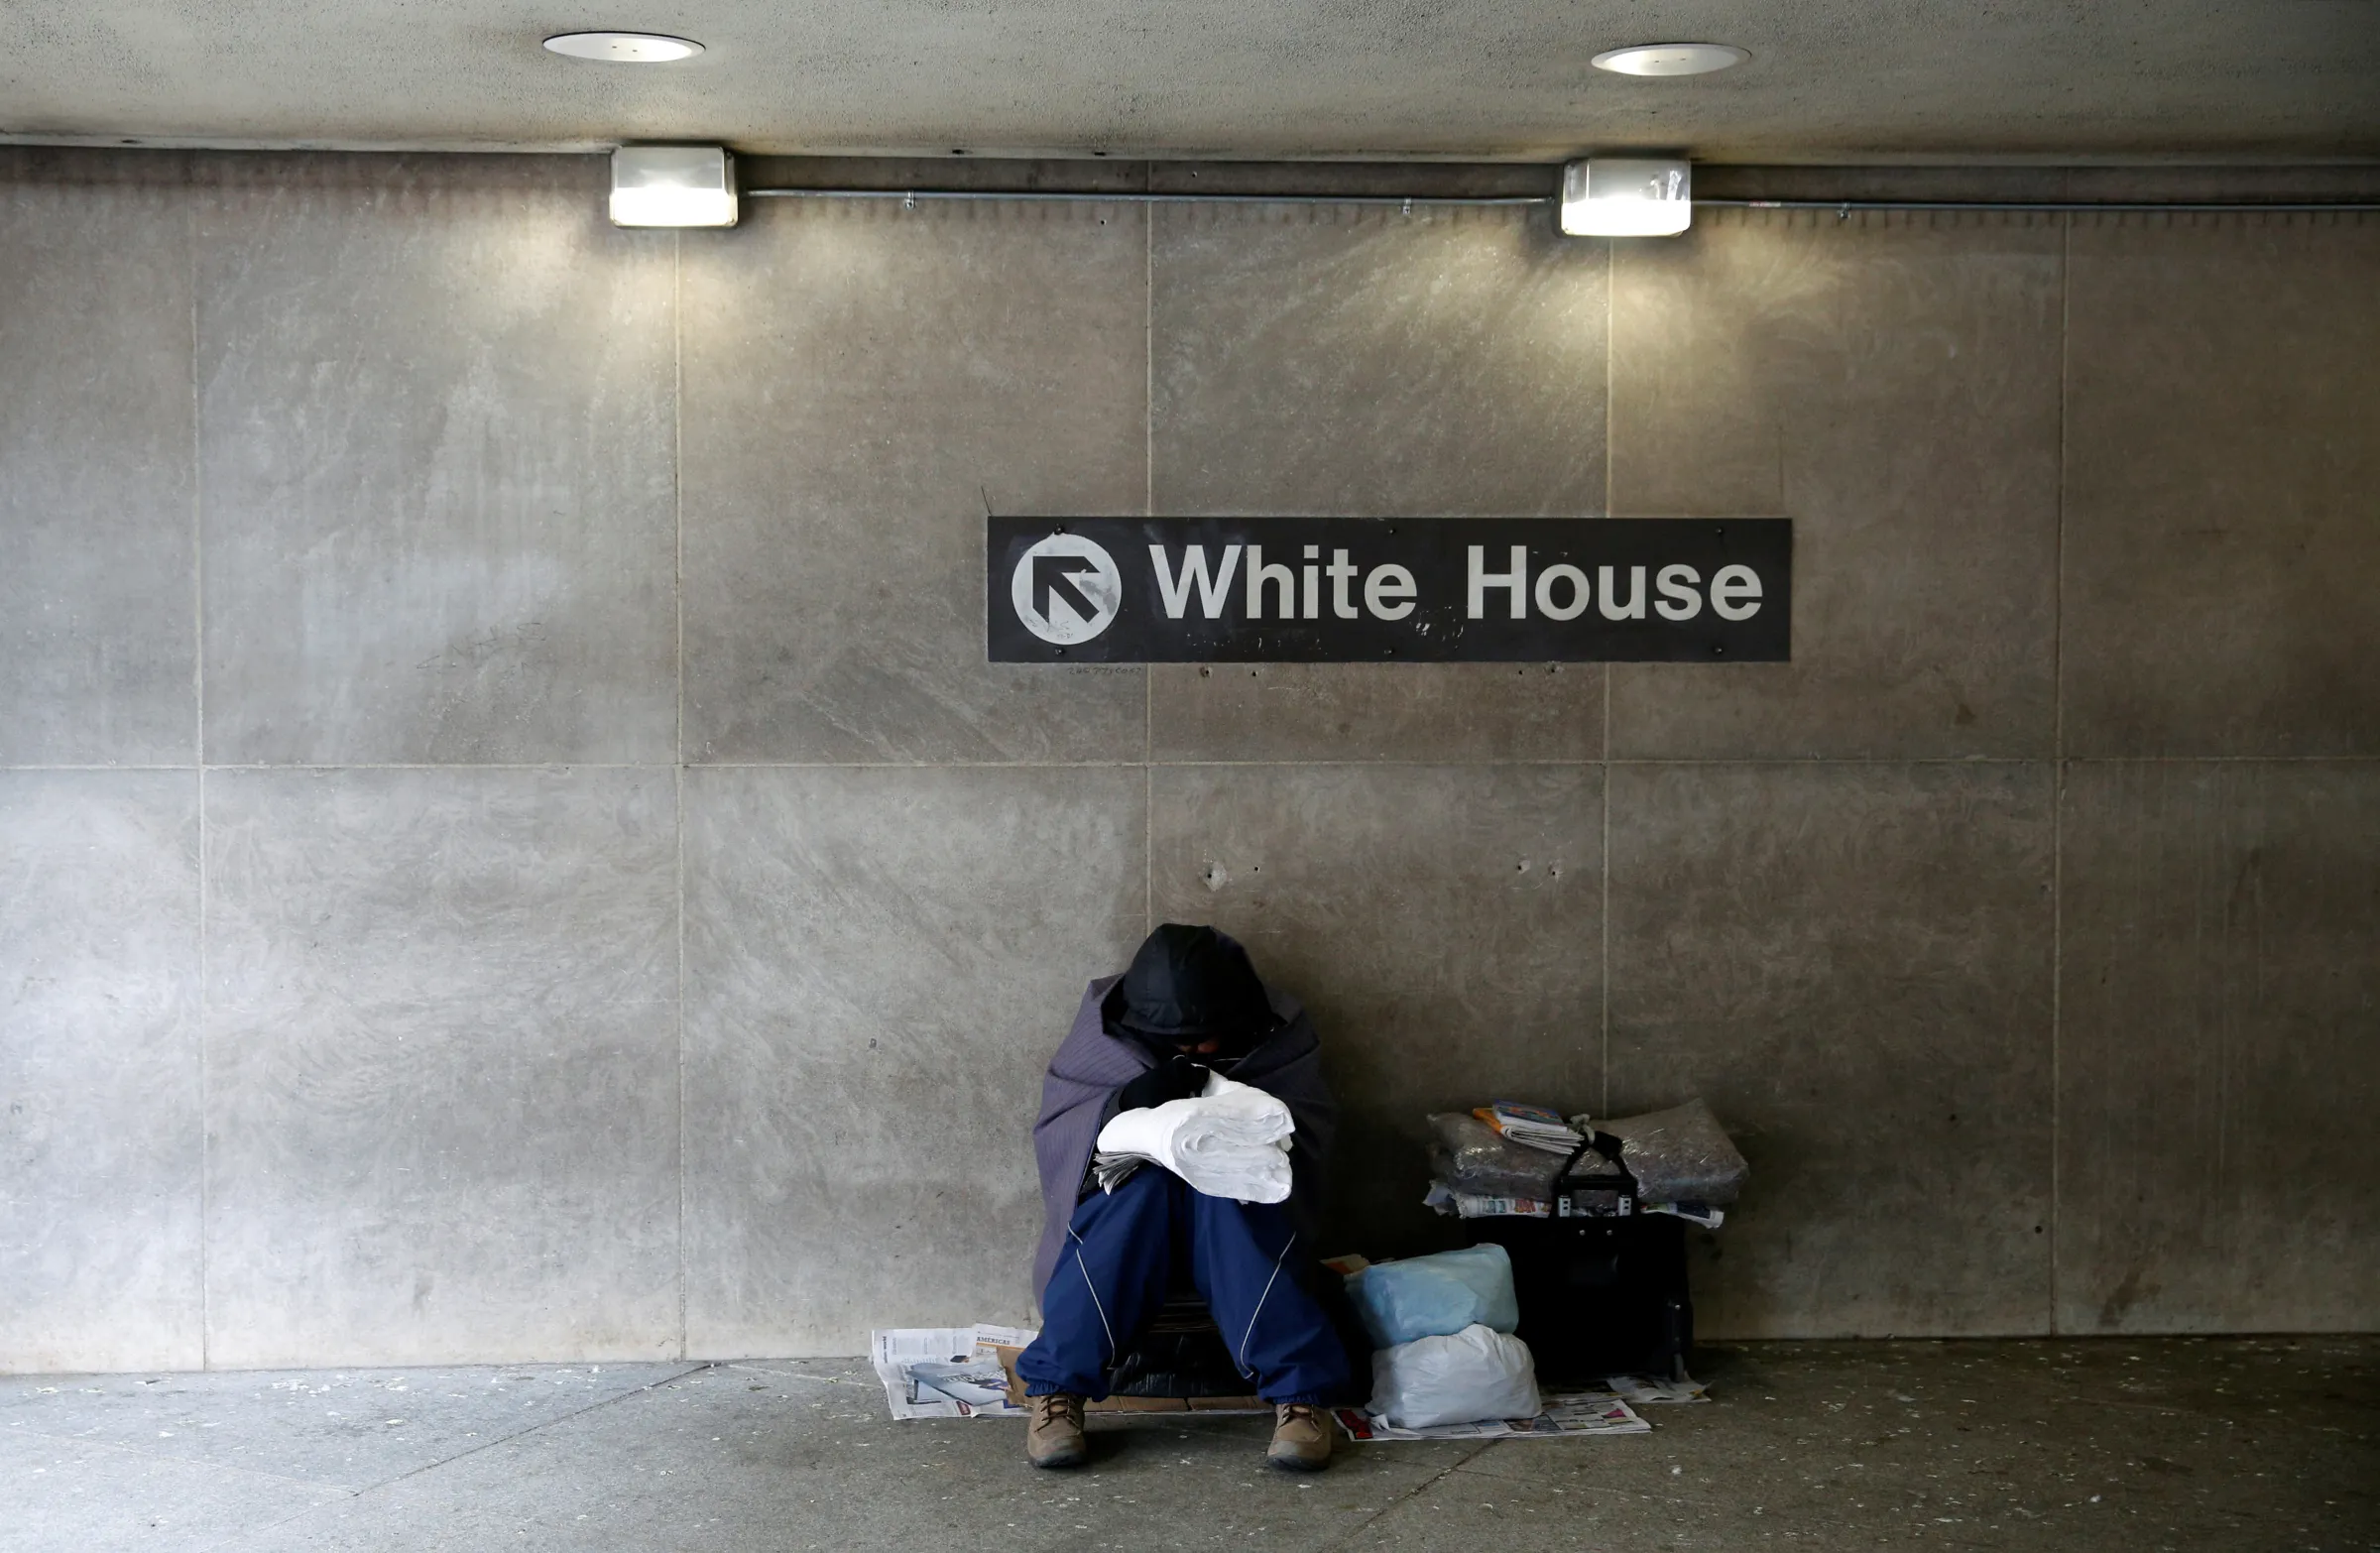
<box><xmin>543</xmin><ymin>31</ymin><xmax>704</xmax><ymax>62</ymax></box>
<box><xmin>1592</xmin><ymin>43</ymin><xmax>1747</xmax><ymax>77</ymax></box>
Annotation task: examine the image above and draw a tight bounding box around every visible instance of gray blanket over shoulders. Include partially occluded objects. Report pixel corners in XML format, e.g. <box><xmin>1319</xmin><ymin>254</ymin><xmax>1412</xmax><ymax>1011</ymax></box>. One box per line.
<box><xmin>1030</xmin><ymin>975</ymin><xmax>1336</xmax><ymax>1302</ymax></box>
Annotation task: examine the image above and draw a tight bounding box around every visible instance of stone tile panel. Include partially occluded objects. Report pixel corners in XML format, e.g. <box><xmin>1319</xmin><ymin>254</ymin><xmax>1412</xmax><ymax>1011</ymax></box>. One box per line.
<box><xmin>1148</xmin><ymin>763</ymin><xmax>1602</xmax><ymax>1256</ymax></box>
<box><xmin>229</xmin><ymin>1360</ymin><xmax>1469</xmax><ymax>1552</ymax></box>
<box><xmin>1607</xmin><ymin>210</ymin><xmax>2064</xmax><ymax>758</ymax></box>
<box><xmin>1151</xmin><ymin>661</ymin><xmax>1600</xmax><ymax>765</ymax></box>
<box><xmin>0</xmin><ymin>1431</ymin><xmax>348</xmax><ymax>1553</ymax></box>
<box><xmin>2057</xmin><ymin>760</ymin><xmax>2380</xmax><ymax>1332</ymax></box>
<box><xmin>0</xmin><ymin>151</ymin><xmax>196</xmax><ymax>766</ymax></box>
<box><xmin>1420</xmin><ymin>1339</ymin><xmax>2375</xmax><ymax>1551</ymax></box>
<box><xmin>0</xmin><ymin>772</ymin><xmax>202</xmax><ymax>1372</ymax></box>
<box><xmin>1606</xmin><ymin>762</ymin><xmax>2056</xmax><ymax>1336</ymax></box>
<box><xmin>2062</xmin><ymin>213</ymin><xmax>2380</xmax><ymax>756</ymax></box>
<box><xmin>197</xmin><ymin>155</ymin><xmax>677</xmax><ymax>765</ymax></box>
<box><xmin>1148</xmin><ymin>203</ymin><xmax>1606</xmax><ymax>762</ymax></box>
<box><xmin>201</xmin><ymin>767</ymin><xmax>679</xmax><ymax>1366</ymax></box>
<box><xmin>1150</xmin><ymin>203</ymin><xmax>1606</xmax><ymax>518</ymax></box>
<box><xmin>0</xmin><ymin>1363</ymin><xmax>697</xmax><ymax>1488</ymax></box>
<box><xmin>682</xmin><ymin>766</ymin><xmax>1145</xmax><ymax>1353</ymax></box>
<box><xmin>679</xmin><ymin>198</ymin><xmax>1148</xmax><ymax>764</ymax></box>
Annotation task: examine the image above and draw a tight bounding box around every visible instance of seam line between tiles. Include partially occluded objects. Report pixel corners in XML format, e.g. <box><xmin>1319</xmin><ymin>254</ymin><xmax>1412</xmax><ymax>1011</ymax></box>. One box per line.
<box><xmin>189</xmin><ymin>184</ymin><xmax>209</xmax><ymax>1373</ymax></box>
<box><xmin>178</xmin><ymin>1363</ymin><xmax>717</xmax><ymax>1543</ymax></box>
<box><xmin>190</xmin><ymin>763</ymin><xmax>677</xmax><ymax>771</ymax></box>
<box><xmin>190</xmin><ymin>1493</ymin><xmax>361</xmax><ymax>1553</ymax></box>
<box><xmin>1144</xmin><ymin>196</ymin><xmax>1155</xmax><ymax>936</ymax></box>
<box><xmin>1143</xmin><ymin>193</ymin><xmax>1153</xmax><ymax>522</ymax></box>
<box><xmin>1317</xmin><ymin>1440</ymin><xmax>1504</xmax><ymax>1551</ymax></box>
<box><xmin>356</xmin><ymin>1364</ymin><xmax>717</xmax><ymax>1493</ymax></box>
<box><xmin>1601</xmin><ymin>233</ymin><xmax>1614</xmax><ymax>1119</ymax></box>
<box><xmin>21</xmin><ymin>757</ymin><xmax>2373</xmax><ymax>776</ymax></box>
<box><xmin>1144</xmin><ymin>726</ymin><xmax>1153</xmax><ymax>934</ymax></box>
<box><xmin>2049</xmin><ymin>211</ymin><xmax>2071</xmax><ymax>1335</ymax></box>
<box><xmin>1600</xmin><ymin>735</ymin><xmax>1610</xmax><ymax>1118</ymax></box>
<box><xmin>673</xmin><ymin>229</ymin><xmax>689</xmax><ymax>1363</ymax></box>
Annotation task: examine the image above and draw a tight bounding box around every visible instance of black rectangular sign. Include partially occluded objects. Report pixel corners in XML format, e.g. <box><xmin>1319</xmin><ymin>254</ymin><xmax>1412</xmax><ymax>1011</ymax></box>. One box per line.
<box><xmin>987</xmin><ymin>517</ymin><xmax>1790</xmax><ymax>662</ymax></box>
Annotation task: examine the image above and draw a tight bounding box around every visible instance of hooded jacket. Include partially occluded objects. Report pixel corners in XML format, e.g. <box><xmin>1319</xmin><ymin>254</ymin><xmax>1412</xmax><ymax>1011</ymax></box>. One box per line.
<box><xmin>1101</xmin><ymin>921</ymin><xmax>1278</xmax><ymax>1048</ymax></box>
<box><xmin>1029</xmin><ymin>974</ymin><xmax>1336</xmax><ymax>1303</ymax></box>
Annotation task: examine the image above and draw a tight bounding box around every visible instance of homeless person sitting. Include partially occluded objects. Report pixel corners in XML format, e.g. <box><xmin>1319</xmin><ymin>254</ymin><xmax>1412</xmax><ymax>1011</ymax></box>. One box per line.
<box><xmin>1016</xmin><ymin>923</ymin><xmax>1358</xmax><ymax>1473</ymax></box>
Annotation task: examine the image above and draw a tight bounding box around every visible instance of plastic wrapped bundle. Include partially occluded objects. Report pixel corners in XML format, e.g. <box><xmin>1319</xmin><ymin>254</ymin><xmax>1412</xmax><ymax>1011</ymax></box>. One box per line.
<box><xmin>1426</xmin><ymin>1112</ymin><xmax>1568</xmax><ymax>1198</ymax></box>
<box><xmin>1562</xmin><ymin>1144</ymin><xmax>1624</xmax><ymax>1180</ymax></box>
<box><xmin>1595</xmin><ymin>1098</ymin><xmax>1749</xmax><ymax>1205</ymax></box>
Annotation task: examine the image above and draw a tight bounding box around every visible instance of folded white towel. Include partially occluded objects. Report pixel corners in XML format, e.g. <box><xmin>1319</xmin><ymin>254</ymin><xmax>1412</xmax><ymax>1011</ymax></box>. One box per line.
<box><xmin>1094</xmin><ymin>1070</ymin><xmax>1294</xmax><ymax>1204</ymax></box>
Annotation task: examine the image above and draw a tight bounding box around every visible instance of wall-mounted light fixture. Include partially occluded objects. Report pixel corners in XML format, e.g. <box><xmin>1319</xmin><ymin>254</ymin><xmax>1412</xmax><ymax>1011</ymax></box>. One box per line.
<box><xmin>1559</xmin><ymin>158</ymin><xmax>1692</xmax><ymax>237</ymax></box>
<box><xmin>610</xmin><ymin>145</ymin><xmax>738</xmax><ymax>228</ymax></box>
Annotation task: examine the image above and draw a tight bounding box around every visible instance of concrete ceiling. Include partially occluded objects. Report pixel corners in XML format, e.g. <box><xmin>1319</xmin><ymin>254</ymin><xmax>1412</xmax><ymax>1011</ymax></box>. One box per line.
<box><xmin>3</xmin><ymin>2</ymin><xmax>2377</xmax><ymax>163</ymax></box>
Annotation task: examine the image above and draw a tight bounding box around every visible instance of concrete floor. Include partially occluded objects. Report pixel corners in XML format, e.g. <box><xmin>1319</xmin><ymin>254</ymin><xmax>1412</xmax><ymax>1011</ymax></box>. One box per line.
<box><xmin>3</xmin><ymin>1338</ymin><xmax>2372</xmax><ymax>1552</ymax></box>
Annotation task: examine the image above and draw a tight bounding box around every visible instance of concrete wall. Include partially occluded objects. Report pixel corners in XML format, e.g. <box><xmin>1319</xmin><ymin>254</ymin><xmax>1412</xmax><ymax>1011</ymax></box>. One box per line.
<box><xmin>3</xmin><ymin>150</ymin><xmax>2374</xmax><ymax>1372</ymax></box>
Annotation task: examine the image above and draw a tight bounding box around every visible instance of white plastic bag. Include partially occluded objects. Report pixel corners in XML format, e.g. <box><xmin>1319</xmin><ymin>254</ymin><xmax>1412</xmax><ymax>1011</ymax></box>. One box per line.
<box><xmin>1368</xmin><ymin>1323</ymin><xmax>1541</xmax><ymax>1429</ymax></box>
<box><xmin>1094</xmin><ymin>1071</ymin><xmax>1293</xmax><ymax>1203</ymax></box>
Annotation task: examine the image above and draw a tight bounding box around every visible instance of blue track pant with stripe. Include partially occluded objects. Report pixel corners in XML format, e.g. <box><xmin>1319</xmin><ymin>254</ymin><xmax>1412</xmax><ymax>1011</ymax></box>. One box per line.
<box><xmin>1017</xmin><ymin>1165</ymin><xmax>1355</xmax><ymax>1405</ymax></box>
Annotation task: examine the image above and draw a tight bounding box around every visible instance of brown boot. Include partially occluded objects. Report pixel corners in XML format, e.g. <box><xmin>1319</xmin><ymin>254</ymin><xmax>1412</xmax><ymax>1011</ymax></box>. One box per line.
<box><xmin>1266</xmin><ymin>1402</ymin><xmax>1334</xmax><ymax>1472</ymax></box>
<box><xmin>1025</xmin><ymin>1392</ymin><xmax>1087</xmax><ymax>1469</ymax></box>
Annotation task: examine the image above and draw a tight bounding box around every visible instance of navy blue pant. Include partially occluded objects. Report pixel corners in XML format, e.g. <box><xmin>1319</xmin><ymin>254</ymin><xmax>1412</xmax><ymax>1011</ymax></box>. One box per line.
<box><xmin>1018</xmin><ymin>1166</ymin><xmax>1354</xmax><ymax>1405</ymax></box>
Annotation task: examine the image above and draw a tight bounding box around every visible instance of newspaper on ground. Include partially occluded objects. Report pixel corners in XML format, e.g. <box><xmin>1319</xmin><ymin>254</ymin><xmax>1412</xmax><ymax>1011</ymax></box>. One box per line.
<box><xmin>873</xmin><ymin>1319</ymin><xmax>1707</xmax><ymax>1429</ymax></box>
<box><xmin>871</xmin><ymin>1324</ymin><xmax>1039</xmax><ymax>1420</ymax></box>
<box><xmin>1335</xmin><ymin>1390</ymin><xmax>1650</xmax><ymax>1442</ymax></box>
<box><xmin>1336</xmin><ymin>1371</ymin><xmax>1706</xmax><ymax>1442</ymax></box>
<box><xmin>1606</xmin><ymin>1371</ymin><xmax>1710</xmax><ymax>1404</ymax></box>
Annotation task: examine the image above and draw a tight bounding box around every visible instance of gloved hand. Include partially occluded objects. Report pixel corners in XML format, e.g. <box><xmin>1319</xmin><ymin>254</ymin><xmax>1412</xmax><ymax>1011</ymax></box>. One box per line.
<box><xmin>1116</xmin><ymin>1053</ymin><xmax>1209</xmax><ymax>1114</ymax></box>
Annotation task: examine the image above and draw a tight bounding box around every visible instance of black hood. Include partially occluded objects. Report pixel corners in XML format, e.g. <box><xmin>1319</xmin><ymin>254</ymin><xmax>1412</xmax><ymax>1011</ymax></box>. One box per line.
<box><xmin>1100</xmin><ymin>923</ymin><xmax>1280</xmax><ymax>1052</ymax></box>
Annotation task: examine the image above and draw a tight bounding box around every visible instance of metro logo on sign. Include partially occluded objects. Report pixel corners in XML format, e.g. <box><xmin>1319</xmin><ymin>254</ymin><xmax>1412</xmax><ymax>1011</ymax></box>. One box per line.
<box><xmin>988</xmin><ymin>518</ymin><xmax>1791</xmax><ymax>662</ymax></box>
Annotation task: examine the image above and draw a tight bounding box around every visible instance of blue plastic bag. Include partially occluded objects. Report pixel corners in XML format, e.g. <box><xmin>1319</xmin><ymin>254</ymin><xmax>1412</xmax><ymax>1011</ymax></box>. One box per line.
<box><xmin>1345</xmin><ymin>1244</ymin><xmax>1520</xmax><ymax>1348</ymax></box>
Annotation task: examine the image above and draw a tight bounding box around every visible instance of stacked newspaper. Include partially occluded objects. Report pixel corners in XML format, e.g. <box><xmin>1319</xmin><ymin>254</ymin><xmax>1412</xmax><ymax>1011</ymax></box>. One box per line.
<box><xmin>1424</xmin><ymin>1182</ymin><xmax>1556</xmax><ymax>1219</ymax></box>
<box><xmin>1095</xmin><ymin>1072</ymin><xmax>1294</xmax><ymax>1203</ymax></box>
<box><xmin>1474</xmin><ymin>1101</ymin><xmax>1585</xmax><ymax>1155</ymax></box>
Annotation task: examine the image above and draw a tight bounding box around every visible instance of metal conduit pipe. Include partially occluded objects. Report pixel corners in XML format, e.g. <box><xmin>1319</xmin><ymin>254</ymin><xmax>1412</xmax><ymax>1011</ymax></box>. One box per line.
<box><xmin>746</xmin><ymin>189</ymin><xmax>1544</xmax><ymax>207</ymax></box>
<box><xmin>1701</xmin><ymin>198</ymin><xmax>2380</xmax><ymax>213</ymax></box>
<box><xmin>746</xmin><ymin>187</ymin><xmax>2380</xmax><ymax>214</ymax></box>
